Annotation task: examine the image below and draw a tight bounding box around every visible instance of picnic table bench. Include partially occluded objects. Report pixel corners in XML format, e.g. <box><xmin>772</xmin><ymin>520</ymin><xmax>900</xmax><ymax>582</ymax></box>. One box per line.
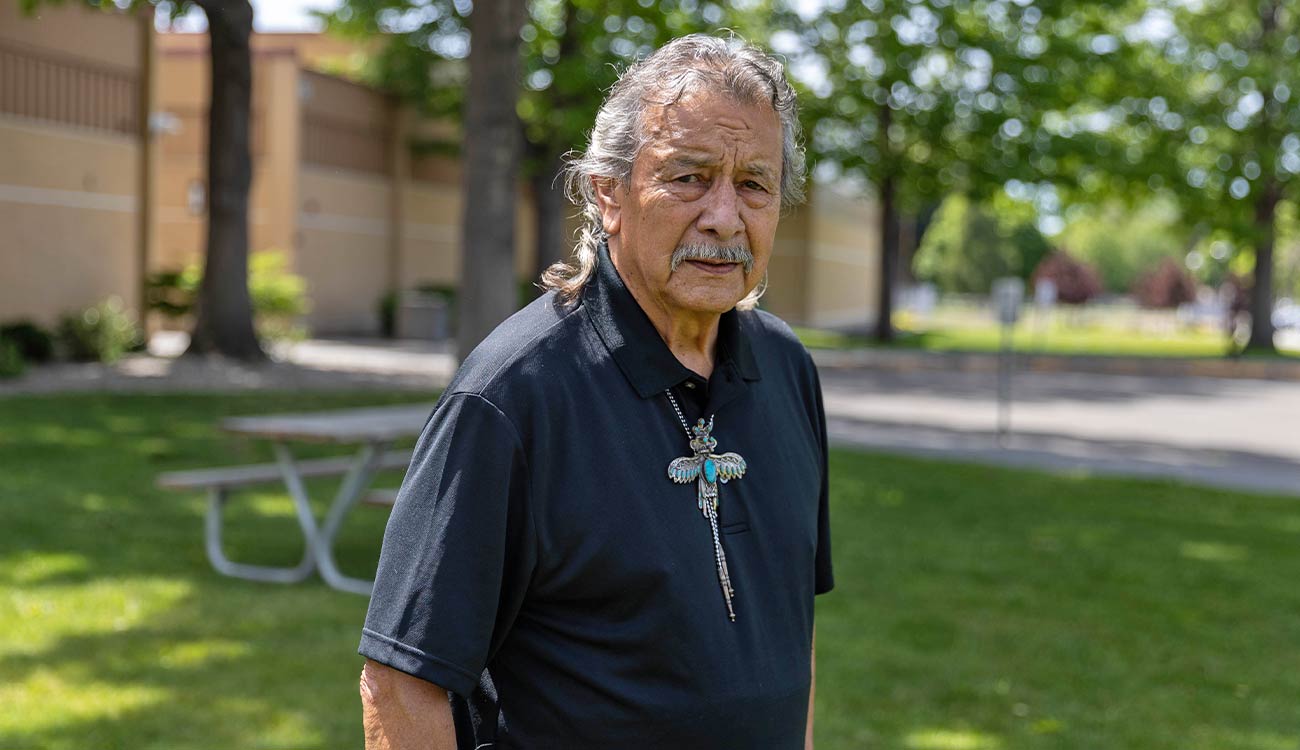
<box><xmin>156</xmin><ymin>403</ymin><xmax>432</xmax><ymax>595</ymax></box>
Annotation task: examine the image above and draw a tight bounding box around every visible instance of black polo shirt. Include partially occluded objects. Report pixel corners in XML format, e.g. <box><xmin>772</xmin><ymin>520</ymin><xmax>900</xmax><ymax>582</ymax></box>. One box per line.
<box><xmin>360</xmin><ymin>244</ymin><xmax>834</xmax><ymax>750</ymax></box>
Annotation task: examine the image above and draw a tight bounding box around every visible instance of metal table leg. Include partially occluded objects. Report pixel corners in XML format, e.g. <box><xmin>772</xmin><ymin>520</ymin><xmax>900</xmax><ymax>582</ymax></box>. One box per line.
<box><xmin>273</xmin><ymin>440</ymin><xmax>390</xmax><ymax>596</ymax></box>
<box><xmin>204</xmin><ymin>486</ymin><xmax>317</xmax><ymax>583</ymax></box>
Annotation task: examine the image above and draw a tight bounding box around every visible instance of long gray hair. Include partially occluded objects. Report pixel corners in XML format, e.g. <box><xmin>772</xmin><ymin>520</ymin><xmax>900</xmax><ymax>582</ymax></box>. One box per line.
<box><xmin>541</xmin><ymin>33</ymin><xmax>806</xmax><ymax>309</ymax></box>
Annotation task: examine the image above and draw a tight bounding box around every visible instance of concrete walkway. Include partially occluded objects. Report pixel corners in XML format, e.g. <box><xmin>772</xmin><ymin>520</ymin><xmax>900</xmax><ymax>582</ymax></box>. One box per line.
<box><xmin>817</xmin><ymin>366</ymin><xmax>1300</xmax><ymax>497</ymax></box>
<box><xmin>3</xmin><ymin>333</ymin><xmax>1295</xmax><ymax>497</ymax></box>
<box><xmin>0</xmin><ymin>332</ymin><xmax>455</xmax><ymax>394</ymax></box>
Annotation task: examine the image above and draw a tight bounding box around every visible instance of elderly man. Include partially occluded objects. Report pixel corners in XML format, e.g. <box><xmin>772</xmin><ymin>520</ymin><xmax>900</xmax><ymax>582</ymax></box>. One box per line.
<box><xmin>359</xmin><ymin>34</ymin><xmax>834</xmax><ymax>750</ymax></box>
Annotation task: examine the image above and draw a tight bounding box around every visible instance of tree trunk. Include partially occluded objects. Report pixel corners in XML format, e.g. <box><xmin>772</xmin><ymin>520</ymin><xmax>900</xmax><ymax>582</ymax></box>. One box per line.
<box><xmin>186</xmin><ymin>0</ymin><xmax>262</xmax><ymax>360</ymax></box>
<box><xmin>874</xmin><ymin>171</ymin><xmax>898</xmax><ymax>343</ymax></box>
<box><xmin>1245</xmin><ymin>180</ymin><xmax>1280</xmax><ymax>353</ymax></box>
<box><xmin>873</xmin><ymin>99</ymin><xmax>898</xmax><ymax>343</ymax></box>
<box><xmin>530</xmin><ymin>0</ymin><xmax>577</xmax><ymax>288</ymax></box>
<box><xmin>532</xmin><ymin>147</ymin><xmax>569</xmax><ymax>285</ymax></box>
<box><xmin>1242</xmin><ymin>0</ymin><xmax>1281</xmax><ymax>354</ymax></box>
<box><xmin>457</xmin><ymin>0</ymin><xmax>524</xmax><ymax>361</ymax></box>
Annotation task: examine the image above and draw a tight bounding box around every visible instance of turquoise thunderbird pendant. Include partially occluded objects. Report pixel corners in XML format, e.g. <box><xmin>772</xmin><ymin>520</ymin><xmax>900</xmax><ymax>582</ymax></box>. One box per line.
<box><xmin>667</xmin><ymin>416</ymin><xmax>747</xmax><ymax>621</ymax></box>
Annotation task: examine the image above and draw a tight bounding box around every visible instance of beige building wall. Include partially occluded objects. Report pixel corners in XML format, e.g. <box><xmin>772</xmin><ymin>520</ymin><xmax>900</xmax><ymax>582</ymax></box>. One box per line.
<box><xmin>401</xmin><ymin>181</ymin><xmax>461</xmax><ymax>286</ymax></box>
<box><xmin>758</xmin><ymin>182</ymin><xmax>879</xmax><ymax>329</ymax></box>
<box><xmin>155</xmin><ymin>51</ymin><xmax>207</xmax><ymax>272</ymax></box>
<box><xmin>155</xmin><ymin>48</ymin><xmax>295</xmax><ymax>272</ymax></box>
<box><xmin>0</xmin><ymin>3</ymin><xmax>147</xmax><ymax>326</ymax></box>
<box><xmin>806</xmin><ymin>183</ymin><xmax>880</xmax><ymax>329</ymax></box>
<box><xmin>764</xmin><ymin>203</ymin><xmax>812</xmax><ymax>323</ymax></box>
<box><xmin>397</xmin><ymin>185</ymin><xmax>538</xmax><ymax>285</ymax></box>
<box><xmin>298</xmin><ymin>69</ymin><xmax>398</xmax><ymax>333</ymax></box>
<box><xmin>298</xmin><ymin>166</ymin><xmax>393</xmax><ymax>333</ymax></box>
<box><xmin>252</xmin><ymin>53</ymin><xmax>301</xmax><ymax>257</ymax></box>
<box><xmin>0</xmin><ymin>123</ymin><xmax>140</xmax><ymax>326</ymax></box>
<box><xmin>0</xmin><ymin>2</ymin><xmax>141</xmax><ymax>68</ymax></box>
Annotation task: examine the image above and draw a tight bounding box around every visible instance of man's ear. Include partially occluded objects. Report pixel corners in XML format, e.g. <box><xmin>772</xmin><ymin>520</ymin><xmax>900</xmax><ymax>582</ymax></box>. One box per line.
<box><xmin>591</xmin><ymin>176</ymin><xmax>623</xmax><ymax>237</ymax></box>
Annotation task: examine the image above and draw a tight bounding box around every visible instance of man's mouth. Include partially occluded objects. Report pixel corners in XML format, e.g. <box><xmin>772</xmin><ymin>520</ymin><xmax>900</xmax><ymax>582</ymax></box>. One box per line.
<box><xmin>685</xmin><ymin>259</ymin><xmax>739</xmax><ymax>275</ymax></box>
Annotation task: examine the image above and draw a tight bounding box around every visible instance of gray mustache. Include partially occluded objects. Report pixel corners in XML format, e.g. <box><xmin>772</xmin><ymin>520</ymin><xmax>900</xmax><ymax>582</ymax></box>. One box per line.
<box><xmin>670</xmin><ymin>244</ymin><xmax>755</xmax><ymax>274</ymax></box>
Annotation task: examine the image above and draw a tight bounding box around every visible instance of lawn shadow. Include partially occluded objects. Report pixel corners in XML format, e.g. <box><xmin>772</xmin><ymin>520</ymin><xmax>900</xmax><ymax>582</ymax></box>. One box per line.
<box><xmin>0</xmin><ymin>576</ymin><xmax>372</xmax><ymax>749</ymax></box>
<box><xmin>0</xmin><ymin>392</ymin><xmax>432</xmax><ymax>749</ymax></box>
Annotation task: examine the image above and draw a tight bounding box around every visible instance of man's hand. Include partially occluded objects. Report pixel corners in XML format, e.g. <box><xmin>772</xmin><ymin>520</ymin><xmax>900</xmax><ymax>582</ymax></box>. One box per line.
<box><xmin>360</xmin><ymin>659</ymin><xmax>457</xmax><ymax>750</ymax></box>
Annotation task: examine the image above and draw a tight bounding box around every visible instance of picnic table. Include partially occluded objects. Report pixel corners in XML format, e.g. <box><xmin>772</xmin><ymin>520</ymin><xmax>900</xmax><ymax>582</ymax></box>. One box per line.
<box><xmin>158</xmin><ymin>403</ymin><xmax>432</xmax><ymax>595</ymax></box>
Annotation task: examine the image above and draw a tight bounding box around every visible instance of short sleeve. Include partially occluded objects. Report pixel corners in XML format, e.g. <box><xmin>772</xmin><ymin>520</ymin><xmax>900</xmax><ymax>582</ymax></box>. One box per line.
<box><xmin>359</xmin><ymin>392</ymin><xmax>536</xmax><ymax>697</ymax></box>
<box><xmin>811</xmin><ymin>366</ymin><xmax>835</xmax><ymax>595</ymax></box>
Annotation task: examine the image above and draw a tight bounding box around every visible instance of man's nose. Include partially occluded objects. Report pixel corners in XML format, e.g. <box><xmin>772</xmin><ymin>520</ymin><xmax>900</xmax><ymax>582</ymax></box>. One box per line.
<box><xmin>696</xmin><ymin>180</ymin><xmax>744</xmax><ymax>242</ymax></box>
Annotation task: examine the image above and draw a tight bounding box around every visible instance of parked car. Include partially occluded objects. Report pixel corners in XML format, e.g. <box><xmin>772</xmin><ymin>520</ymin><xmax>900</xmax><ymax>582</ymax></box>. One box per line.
<box><xmin>1273</xmin><ymin>299</ymin><xmax>1300</xmax><ymax>330</ymax></box>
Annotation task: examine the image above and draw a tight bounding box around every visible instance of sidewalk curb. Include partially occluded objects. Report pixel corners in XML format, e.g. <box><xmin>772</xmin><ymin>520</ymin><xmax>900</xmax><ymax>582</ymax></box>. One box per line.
<box><xmin>810</xmin><ymin>348</ymin><xmax>1300</xmax><ymax>381</ymax></box>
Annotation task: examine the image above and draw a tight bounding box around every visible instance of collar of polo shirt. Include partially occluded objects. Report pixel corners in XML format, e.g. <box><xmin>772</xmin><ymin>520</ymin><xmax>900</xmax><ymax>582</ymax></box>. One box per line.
<box><xmin>583</xmin><ymin>241</ymin><xmax>762</xmax><ymax>400</ymax></box>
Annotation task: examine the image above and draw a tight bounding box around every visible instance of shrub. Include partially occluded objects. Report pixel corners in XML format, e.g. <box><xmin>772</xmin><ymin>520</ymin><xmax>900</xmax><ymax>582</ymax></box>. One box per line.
<box><xmin>913</xmin><ymin>193</ymin><xmax>1052</xmax><ymax>294</ymax></box>
<box><xmin>1132</xmin><ymin>257</ymin><xmax>1199</xmax><ymax>309</ymax></box>
<box><xmin>1031</xmin><ymin>250</ymin><xmax>1104</xmax><ymax>305</ymax></box>
<box><xmin>248</xmin><ymin>251</ymin><xmax>310</xmax><ymax>342</ymax></box>
<box><xmin>147</xmin><ymin>250</ymin><xmax>311</xmax><ymax>343</ymax></box>
<box><xmin>0</xmin><ymin>335</ymin><xmax>24</xmax><ymax>378</ymax></box>
<box><xmin>144</xmin><ymin>266</ymin><xmax>201</xmax><ymax>319</ymax></box>
<box><xmin>57</xmin><ymin>297</ymin><xmax>141</xmax><ymax>363</ymax></box>
<box><xmin>1059</xmin><ymin>199</ymin><xmax>1187</xmax><ymax>293</ymax></box>
<box><xmin>0</xmin><ymin>320</ymin><xmax>55</xmax><ymax>363</ymax></box>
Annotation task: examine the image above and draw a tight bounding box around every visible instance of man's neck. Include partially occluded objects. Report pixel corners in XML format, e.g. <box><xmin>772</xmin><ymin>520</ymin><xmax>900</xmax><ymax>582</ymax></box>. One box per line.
<box><xmin>627</xmin><ymin>286</ymin><xmax>721</xmax><ymax>379</ymax></box>
<box><xmin>609</xmin><ymin>248</ymin><xmax>722</xmax><ymax>379</ymax></box>
<box><xmin>659</xmin><ymin>314</ymin><xmax>720</xmax><ymax>380</ymax></box>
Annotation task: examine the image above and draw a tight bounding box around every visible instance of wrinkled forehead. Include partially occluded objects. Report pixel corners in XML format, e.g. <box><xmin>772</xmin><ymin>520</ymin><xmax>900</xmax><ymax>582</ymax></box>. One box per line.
<box><xmin>635</xmin><ymin>88</ymin><xmax>781</xmax><ymax>170</ymax></box>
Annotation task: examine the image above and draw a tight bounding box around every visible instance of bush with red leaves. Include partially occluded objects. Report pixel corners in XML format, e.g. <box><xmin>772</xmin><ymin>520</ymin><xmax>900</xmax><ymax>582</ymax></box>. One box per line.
<box><xmin>1030</xmin><ymin>250</ymin><xmax>1104</xmax><ymax>305</ymax></box>
<box><xmin>1132</xmin><ymin>257</ymin><xmax>1199</xmax><ymax>309</ymax></box>
<box><xmin>1223</xmin><ymin>274</ymin><xmax>1251</xmax><ymax>317</ymax></box>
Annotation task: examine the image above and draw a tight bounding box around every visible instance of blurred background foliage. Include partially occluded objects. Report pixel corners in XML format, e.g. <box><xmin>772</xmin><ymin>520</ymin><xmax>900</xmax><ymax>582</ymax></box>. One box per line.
<box><xmin>313</xmin><ymin>0</ymin><xmax>1300</xmax><ymax>351</ymax></box>
<box><xmin>913</xmin><ymin>193</ymin><xmax>1050</xmax><ymax>294</ymax></box>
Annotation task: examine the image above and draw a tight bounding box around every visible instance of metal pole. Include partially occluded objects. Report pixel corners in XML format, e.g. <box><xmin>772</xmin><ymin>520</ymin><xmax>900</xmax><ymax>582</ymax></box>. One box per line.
<box><xmin>998</xmin><ymin>320</ymin><xmax>1013</xmax><ymax>447</ymax></box>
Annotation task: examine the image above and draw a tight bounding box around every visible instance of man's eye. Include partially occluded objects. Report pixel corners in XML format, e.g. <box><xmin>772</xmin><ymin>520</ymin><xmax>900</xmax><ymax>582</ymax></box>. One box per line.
<box><xmin>675</xmin><ymin>174</ymin><xmax>703</xmax><ymax>184</ymax></box>
<box><xmin>742</xmin><ymin>180</ymin><xmax>768</xmax><ymax>192</ymax></box>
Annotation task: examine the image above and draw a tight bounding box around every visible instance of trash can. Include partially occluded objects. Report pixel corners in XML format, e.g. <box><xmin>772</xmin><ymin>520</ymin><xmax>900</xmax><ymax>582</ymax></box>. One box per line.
<box><xmin>396</xmin><ymin>291</ymin><xmax>451</xmax><ymax>340</ymax></box>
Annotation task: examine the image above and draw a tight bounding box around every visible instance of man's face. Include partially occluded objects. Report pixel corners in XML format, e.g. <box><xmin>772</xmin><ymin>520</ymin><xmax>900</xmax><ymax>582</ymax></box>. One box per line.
<box><xmin>595</xmin><ymin>89</ymin><xmax>783</xmax><ymax>320</ymax></box>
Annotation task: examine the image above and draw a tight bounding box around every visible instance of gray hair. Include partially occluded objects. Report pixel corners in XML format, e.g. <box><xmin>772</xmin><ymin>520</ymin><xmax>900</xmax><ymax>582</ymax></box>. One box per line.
<box><xmin>542</xmin><ymin>33</ymin><xmax>806</xmax><ymax>308</ymax></box>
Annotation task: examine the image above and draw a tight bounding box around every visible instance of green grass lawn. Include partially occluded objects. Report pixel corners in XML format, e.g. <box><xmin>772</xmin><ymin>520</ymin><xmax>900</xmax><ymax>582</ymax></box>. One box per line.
<box><xmin>793</xmin><ymin>322</ymin><xmax>1246</xmax><ymax>357</ymax></box>
<box><xmin>3</xmin><ymin>393</ymin><xmax>1299</xmax><ymax>749</ymax></box>
<box><xmin>897</xmin><ymin>322</ymin><xmax>1236</xmax><ymax>357</ymax></box>
<box><xmin>795</xmin><ymin>316</ymin><xmax>1300</xmax><ymax>360</ymax></box>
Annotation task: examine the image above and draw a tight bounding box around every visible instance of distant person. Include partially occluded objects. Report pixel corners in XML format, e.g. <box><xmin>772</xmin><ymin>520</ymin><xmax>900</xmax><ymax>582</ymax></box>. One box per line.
<box><xmin>358</xmin><ymin>34</ymin><xmax>834</xmax><ymax>750</ymax></box>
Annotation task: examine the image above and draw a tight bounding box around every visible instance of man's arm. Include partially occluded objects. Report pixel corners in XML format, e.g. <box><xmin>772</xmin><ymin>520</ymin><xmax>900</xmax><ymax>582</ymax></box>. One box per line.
<box><xmin>360</xmin><ymin>659</ymin><xmax>457</xmax><ymax>750</ymax></box>
<box><xmin>805</xmin><ymin>627</ymin><xmax>816</xmax><ymax>750</ymax></box>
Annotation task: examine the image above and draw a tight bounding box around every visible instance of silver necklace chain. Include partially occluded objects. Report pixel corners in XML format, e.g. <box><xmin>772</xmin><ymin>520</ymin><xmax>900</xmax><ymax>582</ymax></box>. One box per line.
<box><xmin>663</xmin><ymin>388</ymin><xmax>699</xmax><ymax>438</ymax></box>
